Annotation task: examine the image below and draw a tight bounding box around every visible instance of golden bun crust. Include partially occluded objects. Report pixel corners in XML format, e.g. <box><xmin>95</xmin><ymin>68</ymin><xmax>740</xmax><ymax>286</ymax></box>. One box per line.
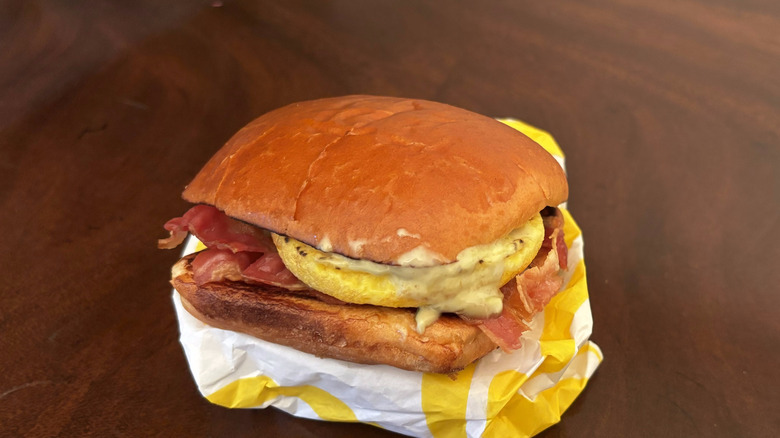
<box><xmin>183</xmin><ymin>95</ymin><xmax>567</xmax><ymax>263</ymax></box>
<box><xmin>172</xmin><ymin>254</ymin><xmax>498</xmax><ymax>374</ymax></box>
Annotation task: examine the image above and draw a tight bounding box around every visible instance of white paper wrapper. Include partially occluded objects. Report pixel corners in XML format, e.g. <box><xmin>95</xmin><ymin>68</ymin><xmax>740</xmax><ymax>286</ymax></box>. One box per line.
<box><xmin>172</xmin><ymin>119</ymin><xmax>602</xmax><ymax>437</ymax></box>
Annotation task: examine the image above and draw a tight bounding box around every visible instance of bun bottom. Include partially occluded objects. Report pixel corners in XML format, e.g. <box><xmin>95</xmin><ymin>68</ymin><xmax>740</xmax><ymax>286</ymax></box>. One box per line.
<box><xmin>172</xmin><ymin>254</ymin><xmax>498</xmax><ymax>374</ymax></box>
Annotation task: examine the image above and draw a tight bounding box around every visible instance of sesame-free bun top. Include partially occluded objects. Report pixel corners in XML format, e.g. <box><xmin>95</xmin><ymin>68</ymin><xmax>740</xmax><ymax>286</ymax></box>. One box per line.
<box><xmin>183</xmin><ymin>95</ymin><xmax>567</xmax><ymax>264</ymax></box>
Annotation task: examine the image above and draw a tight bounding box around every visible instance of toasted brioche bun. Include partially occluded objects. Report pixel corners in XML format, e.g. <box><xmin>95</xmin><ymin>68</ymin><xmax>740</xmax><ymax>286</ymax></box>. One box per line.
<box><xmin>172</xmin><ymin>254</ymin><xmax>497</xmax><ymax>374</ymax></box>
<box><xmin>182</xmin><ymin>95</ymin><xmax>567</xmax><ymax>264</ymax></box>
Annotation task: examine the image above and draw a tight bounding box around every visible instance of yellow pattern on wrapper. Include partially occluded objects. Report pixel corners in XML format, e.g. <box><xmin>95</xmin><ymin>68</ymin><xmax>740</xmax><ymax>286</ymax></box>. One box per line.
<box><xmin>172</xmin><ymin>118</ymin><xmax>602</xmax><ymax>438</ymax></box>
<box><xmin>421</xmin><ymin>364</ymin><xmax>477</xmax><ymax>437</ymax></box>
<box><xmin>483</xmin><ymin>345</ymin><xmax>601</xmax><ymax>437</ymax></box>
<box><xmin>206</xmin><ymin>375</ymin><xmax>357</xmax><ymax>421</ymax></box>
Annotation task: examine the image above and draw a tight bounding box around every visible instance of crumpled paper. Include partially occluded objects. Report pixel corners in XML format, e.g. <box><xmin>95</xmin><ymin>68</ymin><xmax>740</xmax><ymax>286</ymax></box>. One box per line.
<box><xmin>171</xmin><ymin>118</ymin><xmax>602</xmax><ymax>437</ymax></box>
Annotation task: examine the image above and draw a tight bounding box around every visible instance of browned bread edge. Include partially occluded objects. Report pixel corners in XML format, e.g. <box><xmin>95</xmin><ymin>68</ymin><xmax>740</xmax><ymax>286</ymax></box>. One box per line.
<box><xmin>172</xmin><ymin>254</ymin><xmax>498</xmax><ymax>374</ymax></box>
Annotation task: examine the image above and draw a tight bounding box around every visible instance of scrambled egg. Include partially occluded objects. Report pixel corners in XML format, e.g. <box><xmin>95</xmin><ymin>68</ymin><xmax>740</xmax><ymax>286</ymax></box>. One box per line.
<box><xmin>271</xmin><ymin>213</ymin><xmax>544</xmax><ymax>321</ymax></box>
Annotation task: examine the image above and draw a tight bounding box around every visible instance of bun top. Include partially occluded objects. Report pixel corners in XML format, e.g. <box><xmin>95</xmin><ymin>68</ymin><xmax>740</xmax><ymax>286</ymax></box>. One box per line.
<box><xmin>183</xmin><ymin>95</ymin><xmax>567</xmax><ymax>264</ymax></box>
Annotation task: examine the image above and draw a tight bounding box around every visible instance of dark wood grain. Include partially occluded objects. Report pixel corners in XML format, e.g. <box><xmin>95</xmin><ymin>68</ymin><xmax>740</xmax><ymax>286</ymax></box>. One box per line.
<box><xmin>1</xmin><ymin>0</ymin><xmax>778</xmax><ymax>436</ymax></box>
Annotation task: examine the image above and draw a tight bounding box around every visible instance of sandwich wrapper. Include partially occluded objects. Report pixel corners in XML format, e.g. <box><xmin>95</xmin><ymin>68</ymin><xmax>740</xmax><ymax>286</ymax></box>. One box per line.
<box><xmin>172</xmin><ymin>119</ymin><xmax>602</xmax><ymax>437</ymax></box>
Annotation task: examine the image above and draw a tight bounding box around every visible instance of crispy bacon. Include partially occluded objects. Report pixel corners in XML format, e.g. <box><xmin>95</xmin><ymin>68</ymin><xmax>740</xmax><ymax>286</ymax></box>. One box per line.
<box><xmin>160</xmin><ymin>205</ymin><xmax>306</xmax><ymax>290</ymax></box>
<box><xmin>158</xmin><ymin>226</ymin><xmax>188</xmax><ymax>249</ymax></box>
<box><xmin>540</xmin><ymin>206</ymin><xmax>567</xmax><ymax>270</ymax></box>
<box><xmin>158</xmin><ymin>205</ymin><xmax>275</xmax><ymax>253</ymax></box>
<box><xmin>474</xmin><ymin>208</ymin><xmax>568</xmax><ymax>352</ymax></box>
<box><xmin>475</xmin><ymin>298</ymin><xmax>531</xmax><ymax>351</ymax></box>
<box><xmin>191</xmin><ymin>248</ymin><xmax>308</xmax><ymax>289</ymax></box>
<box><xmin>192</xmin><ymin>248</ymin><xmax>255</xmax><ymax>284</ymax></box>
<box><xmin>242</xmin><ymin>251</ymin><xmax>307</xmax><ymax>289</ymax></box>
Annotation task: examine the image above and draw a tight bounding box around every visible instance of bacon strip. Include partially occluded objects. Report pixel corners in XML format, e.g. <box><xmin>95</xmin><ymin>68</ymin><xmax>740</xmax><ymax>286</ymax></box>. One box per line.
<box><xmin>243</xmin><ymin>251</ymin><xmax>306</xmax><ymax>289</ymax></box>
<box><xmin>158</xmin><ymin>205</ymin><xmax>275</xmax><ymax>253</ymax></box>
<box><xmin>539</xmin><ymin>206</ymin><xmax>567</xmax><ymax>270</ymax></box>
<box><xmin>191</xmin><ymin>248</ymin><xmax>308</xmax><ymax>289</ymax></box>
<box><xmin>192</xmin><ymin>248</ymin><xmax>255</xmax><ymax>285</ymax></box>
<box><xmin>474</xmin><ymin>208</ymin><xmax>568</xmax><ymax>352</ymax></box>
<box><xmin>160</xmin><ymin>205</ymin><xmax>306</xmax><ymax>290</ymax></box>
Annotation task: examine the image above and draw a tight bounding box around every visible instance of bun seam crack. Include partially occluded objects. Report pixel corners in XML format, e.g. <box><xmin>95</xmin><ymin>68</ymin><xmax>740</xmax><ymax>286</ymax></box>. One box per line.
<box><xmin>292</xmin><ymin>128</ymin><xmax>356</xmax><ymax>221</ymax></box>
<box><xmin>215</xmin><ymin>125</ymin><xmax>276</xmax><ymax>204</ymax></box>
<box><xmin>515</xmin><ymin>160</ymin><xmax>549</xmax><ymax>202</ymax></box>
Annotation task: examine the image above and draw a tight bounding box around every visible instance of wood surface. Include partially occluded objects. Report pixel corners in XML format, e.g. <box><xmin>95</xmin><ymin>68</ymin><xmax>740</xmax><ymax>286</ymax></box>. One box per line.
<box><xmin>1</xmin><ymin>1</ymin><xmax>778</xmax><ymax>436</ymax></box>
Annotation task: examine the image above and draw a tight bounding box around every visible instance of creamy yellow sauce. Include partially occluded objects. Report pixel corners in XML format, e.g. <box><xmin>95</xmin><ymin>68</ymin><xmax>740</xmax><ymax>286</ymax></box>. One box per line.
<box><xmin>394</xmin><ymin>245</ymin><xmax>448</xmax><ymax>267</ymax></box>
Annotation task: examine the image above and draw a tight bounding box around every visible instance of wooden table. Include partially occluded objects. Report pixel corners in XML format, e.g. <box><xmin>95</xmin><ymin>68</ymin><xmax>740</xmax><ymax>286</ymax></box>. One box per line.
<box><xmin>2</xmin><ymin>1</ymin><xmax>778</xmax><ymax>436</ymax></box>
